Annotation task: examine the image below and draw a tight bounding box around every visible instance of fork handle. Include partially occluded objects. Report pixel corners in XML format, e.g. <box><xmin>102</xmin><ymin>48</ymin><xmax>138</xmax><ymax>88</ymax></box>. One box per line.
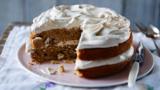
<box><xmin>128</xmin><ymin>62</ymin><xmax>139</xmax><ymax>87</ymax></box>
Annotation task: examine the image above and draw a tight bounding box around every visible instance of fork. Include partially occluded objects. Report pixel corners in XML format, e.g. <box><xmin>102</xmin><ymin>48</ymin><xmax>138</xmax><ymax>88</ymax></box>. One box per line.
<box><xmin>128</xmin><ymin>42</ymin><xmax>144</xmax><ymax>87</ymax></box>
<box><xmin>136</xmin><ymin>23</ymin><xmax>160</xmax><ymax>57</ymax></box>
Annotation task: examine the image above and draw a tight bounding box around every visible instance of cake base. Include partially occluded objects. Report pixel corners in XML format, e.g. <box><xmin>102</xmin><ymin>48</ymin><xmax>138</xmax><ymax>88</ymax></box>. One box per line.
<box><xmin>75</xmin><ymin>59</ymin><xmax>132</xmax><ymax>78</ymax></box>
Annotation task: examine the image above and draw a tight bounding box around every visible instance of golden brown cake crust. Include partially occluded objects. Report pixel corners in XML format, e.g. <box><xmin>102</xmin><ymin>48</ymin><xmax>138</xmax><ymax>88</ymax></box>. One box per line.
<box><xmin>77</xmin><ymin>33</ymin><xmax>133</xmax><ymax>60</ymax></box>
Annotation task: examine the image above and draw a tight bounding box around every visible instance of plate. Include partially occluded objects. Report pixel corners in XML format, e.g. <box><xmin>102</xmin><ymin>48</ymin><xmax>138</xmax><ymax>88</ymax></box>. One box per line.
<box><xmin>18</xmin><ymin>44</ymin><xmax>154</xmax><ymax>88</ymax></box>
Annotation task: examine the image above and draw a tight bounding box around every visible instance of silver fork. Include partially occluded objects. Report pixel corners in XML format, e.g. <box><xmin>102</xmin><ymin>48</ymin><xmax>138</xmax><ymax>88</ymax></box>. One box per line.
<box><xmin>136</xmin><ymin>23</ymin><xmax>160</xmax><ymax>57</ymax></box>
<box><xmin>128</xmin><ymin>42</ymin><xmax>144</xmax><ymax>87</ymax></box>
<box><xmin>147</xmin><ymin>25</ymin><xmax>160</xmax><ymax>56</ymax></box>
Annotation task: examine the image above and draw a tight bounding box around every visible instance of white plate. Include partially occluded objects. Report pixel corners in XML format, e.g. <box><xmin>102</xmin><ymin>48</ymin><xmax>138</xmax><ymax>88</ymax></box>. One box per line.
<box><xmin>18</xmin><ymin>44</ymin><xmax>154</xmax><ymax>88</ymax></box>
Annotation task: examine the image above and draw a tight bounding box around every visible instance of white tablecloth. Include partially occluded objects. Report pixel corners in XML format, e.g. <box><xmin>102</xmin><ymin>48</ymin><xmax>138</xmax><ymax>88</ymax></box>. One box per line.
<box><xmin>0</xmin><ymin>26</ymin><xmax>160</xmax><ymax>90</ymax></box>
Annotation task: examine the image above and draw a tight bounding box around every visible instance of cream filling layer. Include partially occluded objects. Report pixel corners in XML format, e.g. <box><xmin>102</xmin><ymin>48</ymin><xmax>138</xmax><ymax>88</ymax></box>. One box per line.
<box><xmin>56</xmin><ymin>40</ymin><xmax>78</xmax><ymax>47</ymax></box>
<box><xmin>26</xmin><ymin>40</ymin><xmax>79</xmax><ymax>52</ymax></box>
<box><xmin>75</xmin><ymin>46</ymin><xmax>134</xmax><ymax>70</ymax></box>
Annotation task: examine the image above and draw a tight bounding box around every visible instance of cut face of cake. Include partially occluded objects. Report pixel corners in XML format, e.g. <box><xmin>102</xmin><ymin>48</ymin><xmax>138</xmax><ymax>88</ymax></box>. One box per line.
<box><xmin>27</xmin><ymin>4</ymin><xmax>134</xmax><ymax>78</ymax></box>
<box><xmin>29</xmin><ymin>28</ymin><xmax>81</xmax><ymax>63</ymax></box>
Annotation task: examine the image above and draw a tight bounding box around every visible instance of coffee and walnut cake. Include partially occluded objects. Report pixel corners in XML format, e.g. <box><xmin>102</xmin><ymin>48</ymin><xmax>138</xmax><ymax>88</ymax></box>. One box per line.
<box><xmin>26</xmin><ymin>4</ymin><xmax>134</xmax><ymax>78</ymax></box>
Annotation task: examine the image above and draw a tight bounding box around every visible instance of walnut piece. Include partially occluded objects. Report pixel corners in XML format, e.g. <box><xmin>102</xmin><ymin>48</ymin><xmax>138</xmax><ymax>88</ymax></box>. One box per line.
<box><xmin>57</xmin><ymin>64</ymin><xmax>65</xmax><ymax>73</ymax></box>
<box><xmin>47</xmin><ymin>67</ymin><xmax>56</xmax><ymax>75</ymax></box>
<box><xmin>44</xmin><ymin>37</ymin><xmax>55</xmax><ymax>47</ymax></box>
<box><xmin>57</xmin><ymin>53</ymin><xmax>64</xmax><ymax>60</ymax></box>
<box><xmin>32</xmin><ymin>37</ymin><xmax>43</xmax><ymax>48</ymax></box>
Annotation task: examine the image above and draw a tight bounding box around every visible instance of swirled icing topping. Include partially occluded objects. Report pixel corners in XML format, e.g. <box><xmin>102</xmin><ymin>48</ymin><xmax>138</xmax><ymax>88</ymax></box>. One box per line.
<box><xmin>31</xmin><ymin>4</ymin><xmax>131</xmax><ymax>49</ymax></box>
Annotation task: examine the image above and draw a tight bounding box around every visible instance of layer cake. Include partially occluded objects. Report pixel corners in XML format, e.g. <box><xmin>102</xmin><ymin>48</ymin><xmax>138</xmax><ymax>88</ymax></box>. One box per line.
<box><xmin>26</xmin><ymin>4</ymin><xmax>134</xmax><ymax>78</ymax></box>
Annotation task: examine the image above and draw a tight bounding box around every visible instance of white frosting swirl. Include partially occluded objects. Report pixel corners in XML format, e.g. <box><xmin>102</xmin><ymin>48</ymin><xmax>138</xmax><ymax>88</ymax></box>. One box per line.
<box><xmin>75</xmin><ymin>46</ymin><xmax>134</xmax><ymax>70</ymax></box>
<box><xmin>77</xmin><ymin>17</ymin><xmax>130</xmax><ymax>49</ymax></box>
